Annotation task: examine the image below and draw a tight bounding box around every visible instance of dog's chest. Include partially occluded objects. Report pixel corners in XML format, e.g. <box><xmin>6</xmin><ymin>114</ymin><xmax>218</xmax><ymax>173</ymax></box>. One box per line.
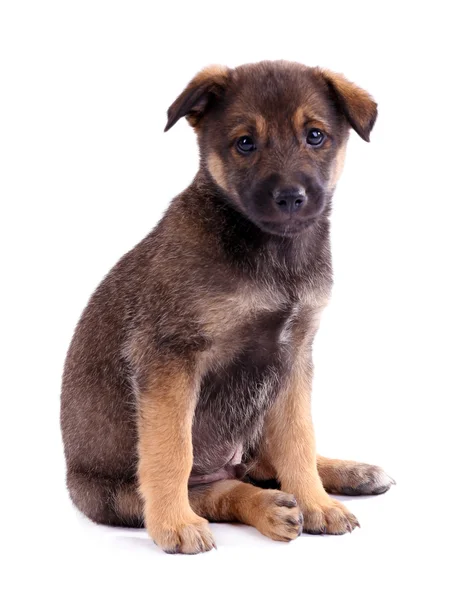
<box><xmin>191</xmin><ymin>293</ymin><xmax>303</xmax><ymax>474</ymax></box>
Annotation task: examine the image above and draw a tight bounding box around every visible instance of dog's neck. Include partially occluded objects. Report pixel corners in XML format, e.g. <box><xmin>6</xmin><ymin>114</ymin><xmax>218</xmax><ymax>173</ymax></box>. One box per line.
<box><xmin>184</xmin><ymin>170</ymin><xmax>332</xmax><ymax>286</ymax></box>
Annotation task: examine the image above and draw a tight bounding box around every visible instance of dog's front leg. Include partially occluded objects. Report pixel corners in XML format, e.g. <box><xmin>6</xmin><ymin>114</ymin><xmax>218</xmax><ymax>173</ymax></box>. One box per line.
<box><xmin>137</xmin><ymin>362</ymin><xmax>215</xmax><ymax>554</ymax></box>
<box><xmin>263</xmin><ymin>351</ymin><xmax>360</xmax><ymax>534</ymax></box>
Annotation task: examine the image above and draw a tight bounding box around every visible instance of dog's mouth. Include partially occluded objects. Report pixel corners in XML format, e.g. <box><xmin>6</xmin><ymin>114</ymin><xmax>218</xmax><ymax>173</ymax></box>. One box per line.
<box><xmin>257</xmin><ymin>217</ymin><xmax>318</xmax><ymax>236</ymax></box>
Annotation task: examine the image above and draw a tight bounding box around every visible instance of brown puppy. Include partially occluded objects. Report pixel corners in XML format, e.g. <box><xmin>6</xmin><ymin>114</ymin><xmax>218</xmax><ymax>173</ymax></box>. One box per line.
<box><xmin>61</xmin><ymin>60</ymin><xmax>394</xmax><ymax>554</ymax></box>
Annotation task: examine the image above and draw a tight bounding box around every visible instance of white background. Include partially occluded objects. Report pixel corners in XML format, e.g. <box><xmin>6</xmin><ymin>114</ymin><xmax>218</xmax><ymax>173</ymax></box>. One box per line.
<box><xmin>1</xmin><ymin>1</ymin><xmax>452</xmax><ymax>598</ymax></box>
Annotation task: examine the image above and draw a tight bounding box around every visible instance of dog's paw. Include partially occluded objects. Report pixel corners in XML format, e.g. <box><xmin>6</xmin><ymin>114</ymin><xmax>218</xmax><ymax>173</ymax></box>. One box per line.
<box><xmin>147</xmin><ymin>512</ymin><xmax>216</xmax><ymax>554</ymax></box>
<box><xmin>302</xmin><ymin>497</ymin><xmax>360</xmax><ymax>535</ymax></box>
<box><xmin>252</xmin><ymin>490</ymin><xmax>303</xmax><ymax>542</ymax></box>
<box><xmin>337</xmin><ymin>464</ymin><xmax>396</xmax><ymax>496</ymax></box>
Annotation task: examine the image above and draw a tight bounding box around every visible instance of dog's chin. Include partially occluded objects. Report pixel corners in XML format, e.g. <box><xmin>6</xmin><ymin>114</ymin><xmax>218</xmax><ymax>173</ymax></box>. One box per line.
<box><xmin>255</xmin><ymin>217</ymin><xmax>318</xmax><ymax>237</ymax></box>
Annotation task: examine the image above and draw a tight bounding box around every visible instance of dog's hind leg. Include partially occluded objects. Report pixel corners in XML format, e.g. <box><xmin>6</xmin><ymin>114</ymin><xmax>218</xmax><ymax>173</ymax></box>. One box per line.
<box><xmin>67</xmin><ymin>470</ymin><xmax>144</xmax><ymax>527</ymax></box>
<box><xmin>189</xmin><ymin>480</ymin><xmax>303</xmax><ymax>542</ymax></box>
<box><xmin>317</xmin><ymin>456</ymin><xmax>395</xmax><ymax>496</ymax></box>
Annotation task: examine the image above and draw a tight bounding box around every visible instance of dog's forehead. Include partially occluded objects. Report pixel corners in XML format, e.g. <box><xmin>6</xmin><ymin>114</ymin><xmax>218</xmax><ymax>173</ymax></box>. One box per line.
<box><xmin>225</xmin><ymin>62</ymin><xmax>333</xmax><ymax>125</ymax></box>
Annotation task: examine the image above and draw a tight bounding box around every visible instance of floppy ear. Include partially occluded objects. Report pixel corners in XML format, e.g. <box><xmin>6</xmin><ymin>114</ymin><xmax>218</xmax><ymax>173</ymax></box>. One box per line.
<box><xmin>164</xmin><ymin>65</ymin><xmax>231</xmax><ymax>132</ymax></box>
<box><xmin>319</xmin><ymin>69</ymin><xmax>378</xmax><ymax>142</ymax></box>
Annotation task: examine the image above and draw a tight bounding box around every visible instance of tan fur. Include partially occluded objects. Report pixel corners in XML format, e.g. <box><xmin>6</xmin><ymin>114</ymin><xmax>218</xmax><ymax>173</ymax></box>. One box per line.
<box><xmin>108</xmin><ymin>454</ymin><xmax>393</xmax><ymax>529</ymax></box>
<box><xmin>317</xmin><ymin>456</ymin><xmax>360</xmax><ymax>491</ymax></box>
<box><xmin>200</xmin><ymin>282</ymin><xmax>329</xmax><ymax>337</ymax></box>
<box><xmin>317</xmin><ymin>456</ymin><xmax>395</xmax><ymax>494</ymax></box>
<box><xmin>228</xmin><ymin>115</ymin><xmax>268</xmax><ymax>146</ymax></box>
<box><xmin>190</xmin><ymin>480</ymin><xmax>302</xmax><ymax>541</ymax></box>
<box><xmin>200</xmin><ymin>284</ymin><xmax>285</xmax><ymax>335</ymax></box>
<box><xmin>293</xmin><ymin>106</ymin><xmax>332</xmax><ymax>136</ymax></box>
<box><xmin>328</xmin><ymin>139</ymin><xmax>348</xmax><ymax>190</ymax></box>
<box><xmin>259</xmin><ymin>349</ymin><xmax>359</xmax><ymax>534</ymax></box>
<box><xmin>137</xmin><ymin>365</ymin><xmax>215</xmax><ymax>553</ymax></box>
<box><xmin>292</xmin><ymin>106</ymin><xmax>305</xmax><ymax>132</ymax></box>
<box><xmin>207</xmin><ymin>152</ymin><xmax>229</xmax><ymax>192</ymax></box>
<box><xmin>255</xmin><ymin>114</ymin><xmax>268</xmax><ymax>139</ymax></box>
<box><xmin>193</xmin><ymin>64</ymin><xmax>230</xmax><ymax>84</ymax></box>
<box><xmin>198</xmin><ymin>287</ymin><xmax>330</xmax><ymax>389</ymax></box>
<box><xmin>198</xmin><ymin>284</ymin><xmax>295</xmax><ymax>374</ymax></box>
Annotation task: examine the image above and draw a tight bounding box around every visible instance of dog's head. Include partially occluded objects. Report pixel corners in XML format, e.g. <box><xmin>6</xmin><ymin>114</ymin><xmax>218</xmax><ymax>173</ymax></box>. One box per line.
<box><xmin>165</xmin><ymin>61</ymin><xmax>377</xmax><ymax>237</ymax></box>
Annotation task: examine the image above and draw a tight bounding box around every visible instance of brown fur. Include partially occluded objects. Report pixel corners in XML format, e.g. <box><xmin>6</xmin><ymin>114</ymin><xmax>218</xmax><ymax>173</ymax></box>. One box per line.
<box><xmin>318</xmin><ymin>68</ymin><xmax>378</xmax><ymax>142</ymax></box>
<box><xmin>61</xmin><ymin>60</ymin><xmax>393</xmax><ymax>554</ymax></box>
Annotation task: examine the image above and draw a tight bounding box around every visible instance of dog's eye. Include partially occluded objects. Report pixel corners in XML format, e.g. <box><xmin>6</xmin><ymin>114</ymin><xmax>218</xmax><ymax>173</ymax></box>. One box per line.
<box><xmin>306</xmin><ymin>128</ymin><xmax>325</xmax><ymax>146</ymax></box>
<box><xmin>236</xmin><ymin>136</ymin><xmax>256</xmax><ymax>154</ymax></box>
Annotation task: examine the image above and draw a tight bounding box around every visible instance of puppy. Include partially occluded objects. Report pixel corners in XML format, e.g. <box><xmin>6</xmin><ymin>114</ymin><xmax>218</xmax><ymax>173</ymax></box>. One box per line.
<box><xmin>61</xmin><ymin>60</ymin><xmax>394</xmax><ymax>554</ymax></box>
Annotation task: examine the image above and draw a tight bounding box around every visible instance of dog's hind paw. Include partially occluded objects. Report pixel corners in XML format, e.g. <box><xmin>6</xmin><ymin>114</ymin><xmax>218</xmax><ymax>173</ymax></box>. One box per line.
<box><xmin>320</xmin><ymin>459</ymin><xmax>396</xmax><ymax>496</ymax></box>
<box><xmin>339</xmin><ymin>464</ymin><xmax>396</xmax><ymax>496</ymax></box>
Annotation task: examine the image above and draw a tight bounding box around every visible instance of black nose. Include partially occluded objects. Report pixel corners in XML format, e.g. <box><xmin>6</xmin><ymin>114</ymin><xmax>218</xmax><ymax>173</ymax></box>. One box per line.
<box><xmin>274</xmin><ymin>187</ymin><xmax>306</xmax><ymax>213</ymax></box>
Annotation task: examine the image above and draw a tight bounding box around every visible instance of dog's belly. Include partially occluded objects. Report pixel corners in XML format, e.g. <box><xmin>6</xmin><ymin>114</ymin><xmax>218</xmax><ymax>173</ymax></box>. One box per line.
<box><xmin>190</xmin><ymin>308</ymin><xmax>294</xmax><ymax>481</ymax></box>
